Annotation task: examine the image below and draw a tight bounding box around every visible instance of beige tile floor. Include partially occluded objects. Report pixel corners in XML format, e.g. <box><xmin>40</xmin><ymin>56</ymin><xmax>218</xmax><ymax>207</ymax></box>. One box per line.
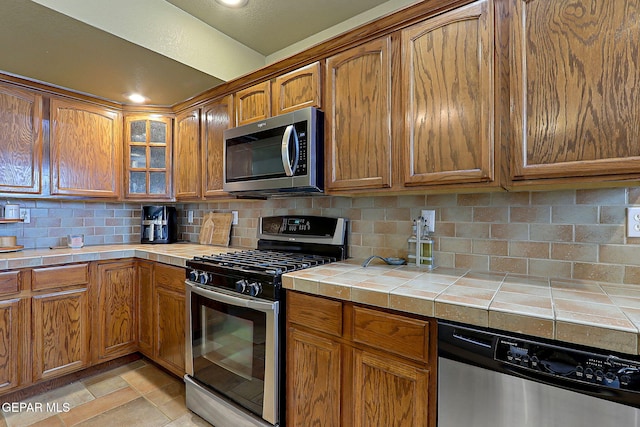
<box><xmin>0</xmin><ymin>359</ymin><xmax>212</xmax><ymax>427</ymax></box>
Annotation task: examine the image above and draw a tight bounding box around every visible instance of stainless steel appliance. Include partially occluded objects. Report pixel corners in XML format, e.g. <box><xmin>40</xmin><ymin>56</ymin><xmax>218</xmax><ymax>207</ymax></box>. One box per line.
<box><xmin>185</xmin><ymin>215</ymin><xmax>348</xmax><ymax>427</ymax></box>
<box><xmin>438</xmin><ymin>321</ymin><xmax>640</xmax><ymax>427</ymax></box>
<box><xmin>141</xmin><ymin>205</ymin><xmax>177</xmax><ymax>244</ymax></box>
<box><xmin>223</xmin><ymin>107</ymin><xmax>324</xmax><ymax>197</ymax></box>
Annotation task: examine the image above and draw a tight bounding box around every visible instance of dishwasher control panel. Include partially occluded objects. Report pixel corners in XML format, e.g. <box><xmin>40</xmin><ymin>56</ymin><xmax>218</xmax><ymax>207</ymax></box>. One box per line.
<box><xmin>495</xmin><ymin>337</ymin><xmax>640</xmax><ymax>393</ymax></box>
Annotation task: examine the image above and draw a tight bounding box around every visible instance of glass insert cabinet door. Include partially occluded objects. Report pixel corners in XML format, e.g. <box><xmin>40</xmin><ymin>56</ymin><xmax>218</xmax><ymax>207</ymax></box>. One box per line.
<box><xmin>124</xmin><ymin>115</ymin><xmax>172</xmax><ymax>198</ymax></box>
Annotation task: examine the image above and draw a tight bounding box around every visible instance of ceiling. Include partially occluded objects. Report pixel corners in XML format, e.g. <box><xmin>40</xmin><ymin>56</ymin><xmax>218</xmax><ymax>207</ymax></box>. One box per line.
<box><xmin>0</xmin><ymin>0</ymin><xmax>415</xmax><ymax>106</ymax></box>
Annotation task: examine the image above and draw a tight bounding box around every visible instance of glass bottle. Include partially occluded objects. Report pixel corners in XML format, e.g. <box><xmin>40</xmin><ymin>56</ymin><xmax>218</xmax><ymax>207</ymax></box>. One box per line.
<box><xmin>419</xmin><ymin>217</ymin><xmax>434</xmax><ymax>269</ymax></box>
<box><xmin>407</xmin><ymin>219</ymin><xmax>417</xmax><ymax>262</ymax></box>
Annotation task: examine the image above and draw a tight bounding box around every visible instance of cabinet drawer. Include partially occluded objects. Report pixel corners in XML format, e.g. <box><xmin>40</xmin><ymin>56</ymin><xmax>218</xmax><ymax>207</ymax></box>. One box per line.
<box><xmin>32</xmin><ymin>264</ymin><xmax>89</xmax><ymax>291</ymax></box>
<box><xmin>287</xmin><ymin>292</ymin><xmax>342</xmax><ymax>337</ymax></box>
<box><xmin>352</xmin><ymin>306</ymin><xmax>430</xmax><ymax>363</ymax></box>
<box><xmin>155</xmin><ymin>263</ymin><xmax>185</xmax><ymax>291</ymax></box>
<box><xmin>0</xmin><ymin>271</ymin><xmax>20</xmax><ymax>295</ymax></box>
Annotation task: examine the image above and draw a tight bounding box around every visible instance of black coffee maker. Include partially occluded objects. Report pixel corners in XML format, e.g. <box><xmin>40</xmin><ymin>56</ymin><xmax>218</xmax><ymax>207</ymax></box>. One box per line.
<box><xmin>141</xmin><ymin>206</ymin><xmax>177</xmax><ymax>244</ymax></box>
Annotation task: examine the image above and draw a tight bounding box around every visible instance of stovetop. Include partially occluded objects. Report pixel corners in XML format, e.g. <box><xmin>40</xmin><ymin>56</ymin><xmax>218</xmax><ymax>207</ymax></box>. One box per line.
<box><xmin>186</xmin><ymin>215</ymin><xmax>348</xmax><ymax>301</ymax></box>
<box><xmin>189</xmin><ymin>250</ymin><xmax>336</xmax><ymax>275</ymax></box>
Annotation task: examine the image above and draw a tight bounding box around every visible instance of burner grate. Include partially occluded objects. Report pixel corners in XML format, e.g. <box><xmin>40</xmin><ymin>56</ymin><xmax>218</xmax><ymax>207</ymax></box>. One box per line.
<box><xmin>192</xmin><ymin>250</ymin><xmax>336</xmax><ymax>275</ymax></box>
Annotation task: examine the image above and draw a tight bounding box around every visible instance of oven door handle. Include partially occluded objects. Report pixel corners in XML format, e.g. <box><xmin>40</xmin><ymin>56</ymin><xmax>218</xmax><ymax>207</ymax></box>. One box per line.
<box><xmin>281</xmin><ymin>124</ymin><xmax>299</xmax><ymax>177</ymax></box>
<box><xmin>186</xmin><ymin>280</ymin><xmax>278</xmax><ymax>313</ymax></box>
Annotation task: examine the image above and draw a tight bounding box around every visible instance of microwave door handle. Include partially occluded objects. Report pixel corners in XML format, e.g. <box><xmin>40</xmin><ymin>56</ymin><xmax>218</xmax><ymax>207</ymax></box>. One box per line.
<box><xmin>281</xmin><ymin>124</ymin><xmax>299</xmax><ymax>177</ymax></box>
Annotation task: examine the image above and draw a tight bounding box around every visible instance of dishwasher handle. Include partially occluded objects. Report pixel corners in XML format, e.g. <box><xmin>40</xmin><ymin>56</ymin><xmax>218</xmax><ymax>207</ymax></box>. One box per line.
<box><xmin>438</xmin><ymin>321</ymin><xmax>497</xmax><ymax>365</ymax></box>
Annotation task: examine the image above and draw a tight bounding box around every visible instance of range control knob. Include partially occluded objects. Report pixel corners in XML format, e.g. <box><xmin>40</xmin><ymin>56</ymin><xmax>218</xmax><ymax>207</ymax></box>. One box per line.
<box><xmin>248</xmin><ymin>282</ymin><xmax>262</xmax><ymax>297</ymax></box>
<box><xmin>198</xmin><ymin>272</ymin><xmax>209</xmax><ymax>284</ymax></box>
<box><xmin>188</xmin><ymin>270</ymin><xmax>199</xmax><ymax>281</ymax></box>
<box><xmin>235</xmin><ymin>279</ymin><xmax>248</xmax><ymax>293</ymax></box>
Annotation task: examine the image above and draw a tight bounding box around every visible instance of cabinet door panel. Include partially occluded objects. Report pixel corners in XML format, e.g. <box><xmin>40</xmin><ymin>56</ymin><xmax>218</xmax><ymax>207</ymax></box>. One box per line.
<box><xmin>97</xmin><ymin>261</ymin><xmax>137</xmax><ymax>360</ymax></box>
<box><xmin>353</xmin><ymin>350</ymin><xmax>429</xmax><ymax>427</ymax></box>
<box><xmin>0</xmin><ymin>298</ymin><xmax>24</xmax><ymax>393</ymax></box>
<box><xmin>403</xmin><ymin>0</ymin><xmax>494</xmax><ymax>186</ymax></box>
<box><xmin>124</xmin><ymin>115</ymin><xmax>172</xmax><ymax>199</ymax></box>
<box><xmin>326</xmin><ymin>37</ymin><xmax>392</xmax><ymax>190</ymax></box>
<box><xmin>155</xmin><ymin>286</ymin><xmax>185</xmax><ymax>376</ymax></box>
<box><xmin>0</xmin><ymin>83</ymin><xmax>42</xmax><ymax>194</ymax></box>
<box><xmin>202</xmin><ymin>95</ymin><xmax>233</xmax><ymax>198</ymax></box>
<box><xmin>50</xmin><ymin>99</ymin><xmax>122</xmax><ymax>197</ymax></box>
<box><xmin>235</xmin><ymin>81</ymin><xmax>270</xmax><ymax>126</ymax></box>
<box><xmin>32</xmin><ymin>288</ymin><xmax>90</xmax><ymax>381</ymax></box>
<box><xmin>287</xmin><ymin>328</ymin><xmax>341</xmax><ymax>427</ymax></box>
<box><xmin>272</xmin><ymin>62</ymin><xmax>321</xmax><ymax>115</ymax></box>
<box><xmin>175</xmin><ymin>109</ymin><xmax>201</xmax><ymax>200</ymax></box>
<box><xmin>137</xmin><ymin>261</ymin><xmax>154</xmax><ymax>357</ymax></box>
<box><xmin>511</xmin><ymin>0</ymin><xmax>640</xmax><ymax>180</ymax></box>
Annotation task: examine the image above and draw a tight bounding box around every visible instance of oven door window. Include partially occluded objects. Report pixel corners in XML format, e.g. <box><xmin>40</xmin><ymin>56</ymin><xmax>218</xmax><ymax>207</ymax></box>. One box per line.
<box><xmin>190</xmin><ymin>292</ymin><xmax>268</xmax><ymax>416</ymax></box>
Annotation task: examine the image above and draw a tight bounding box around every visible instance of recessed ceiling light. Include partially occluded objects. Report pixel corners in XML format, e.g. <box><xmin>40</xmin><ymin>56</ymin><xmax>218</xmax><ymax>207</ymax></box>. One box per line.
<box><xmin>216</xmin><ymin>0</ymin><xmax>248</xmax><ymax>8</ymax></box>
<box><xmin>128</xmin><ymin>93</ymin><xmax>146</xmax><ymax>104</ymax></box>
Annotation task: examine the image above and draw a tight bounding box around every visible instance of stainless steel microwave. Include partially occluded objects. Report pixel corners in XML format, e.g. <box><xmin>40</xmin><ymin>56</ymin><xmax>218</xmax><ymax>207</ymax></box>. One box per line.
<box><xmin>223</xmin><ymin>107</ymin><xmax>324</xmax><ymax>197</ymax></box>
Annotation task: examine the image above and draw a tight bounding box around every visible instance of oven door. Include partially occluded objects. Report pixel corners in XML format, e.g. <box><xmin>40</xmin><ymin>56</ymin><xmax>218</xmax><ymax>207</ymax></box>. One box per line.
<box><xmin>185</xmin><ymin>280</ymin><xmax>280</xmax><ymax>426</ymax></box>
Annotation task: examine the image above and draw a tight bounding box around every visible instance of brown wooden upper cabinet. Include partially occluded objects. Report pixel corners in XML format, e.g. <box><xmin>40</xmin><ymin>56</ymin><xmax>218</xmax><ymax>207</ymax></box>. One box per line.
<box><xmin>202</xmin><ymin>95</ymin><xmax>234</xmax><ymax>198</ymax></box>
<box><xmin>402</xmin><ymin>0</ymin><xmax>495</xmax><ymax>187</ymax></box>
<box><xmin>0</xmin><ymin>83</ymin><xmax>43</xmax><ymax>194</ymax></box>
<box><xmin>272</xmin><ymin>62</ymin><xmax>322</xmax><ymax>116</ymax></box>
<box><xmin>235</xmin><ymin>81</ymin><xmax>271</xmax><ymax>126</ymax></box>
<box><xmin>124</xmin><ymin>114</ymin><xmax>172</xmax><ymax>199</ymax></box>
<box><xmin>50</xmin><ymin>98</ymin><xmax>122</xmax><ymax>198</ymax></box>
<box><xmin>174</xmin><ymin>108</ymin><xmax>201</xmax><ymax>200</ymax></box>
<box><xmin>325</xmin><ymin>37</ymin><xmax>393</xmax><ymax>191</ymax></box>
<box><xmin>235</xmin><ymin>62</ymin><xmax>322</xmax><ymax>126</ymax></box>
<box><xmin>510</xmin><ymin>0</ymin><xmax>640</xmax><ymax>183</ymax></box>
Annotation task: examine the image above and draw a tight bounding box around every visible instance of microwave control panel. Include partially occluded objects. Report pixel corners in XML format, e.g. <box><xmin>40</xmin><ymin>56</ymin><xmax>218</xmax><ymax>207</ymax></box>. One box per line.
<box><xmin>294</xmin><ymin>124</ymin><xmax>307</xmax><ymax>175</ymax></box>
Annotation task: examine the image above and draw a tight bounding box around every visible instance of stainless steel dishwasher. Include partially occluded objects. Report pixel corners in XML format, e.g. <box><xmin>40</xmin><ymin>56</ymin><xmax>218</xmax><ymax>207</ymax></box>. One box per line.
<box><xmin>438</xmin><ymin>321</ymin><xmax>640</xmax><ymax>427</ymax></box>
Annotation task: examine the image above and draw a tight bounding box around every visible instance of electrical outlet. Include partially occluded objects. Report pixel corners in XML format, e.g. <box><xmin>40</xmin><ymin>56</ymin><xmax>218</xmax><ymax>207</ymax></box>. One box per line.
<box><xmin>232</xmin><ymin>211</ymin><xmax>239</xmax><ymax>225</ymax></box>
<box><xmin>627</xmin><ymin>207</ymin><xmax>640</xmax><ymax>237</ymax></box>
<box><xmin>421</xmin><ymin>209</ymin><xmax>435</xmax><ymax>233</ymax></box>
<box><xmin>187</xmin><ymin>210</ymin><xmax>194</xmax><ymax>224</ymax></box>
<box><xmin>19</xmin><ymin>208</ymin><xmax>30</xmax><ymax>224</ymax></box>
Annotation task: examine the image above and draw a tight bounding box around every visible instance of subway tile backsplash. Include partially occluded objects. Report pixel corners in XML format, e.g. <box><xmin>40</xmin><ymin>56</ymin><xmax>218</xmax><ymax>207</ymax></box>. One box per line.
<box><xmin>0</xmin><ymin>201</ymin><xmax>143</xmax><ymax>249</ymax></box>
<box><xmin>181</xmin><ymin>187</ymin><xmax>640</xmax><ymax>285</ymax></box>
<box><xmin>2</xmin><ymin>186</ymin><xmax>639</xmax><ymax>285</ymax></box>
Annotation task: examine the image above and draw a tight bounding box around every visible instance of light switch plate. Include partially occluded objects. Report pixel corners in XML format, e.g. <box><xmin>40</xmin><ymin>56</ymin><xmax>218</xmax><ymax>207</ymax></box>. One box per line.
<box><xmin>232</xmin><ymin>211</ymin><xmax>239</xmax><ymax>225</ymax></box>
<box><xmin>627</xmin><ymin>207</ymin><xmax>640</xmax><ymax>237</ymax></box>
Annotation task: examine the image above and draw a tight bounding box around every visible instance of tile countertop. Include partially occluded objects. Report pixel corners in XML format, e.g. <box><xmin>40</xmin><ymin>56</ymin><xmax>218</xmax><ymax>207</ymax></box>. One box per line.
<box><xmin>282</xmin><ymin>259</ymin><xmax>640</xmax><ymax>357</ymax></box>
<box><xmin>3</xmin><ymin>245</ymin><xmax>639</xmax><ymax>356</ymax></box>
<box><xmin>0</xmin><ymin>243</ymin><xmax>236</xmax><ymax>270</ymax></box>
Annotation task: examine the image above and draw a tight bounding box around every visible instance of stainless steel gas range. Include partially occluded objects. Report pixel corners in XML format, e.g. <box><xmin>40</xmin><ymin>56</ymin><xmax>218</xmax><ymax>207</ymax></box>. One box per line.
<box><xmin>185</xmin><ymin>215</ymin><xmax>348</xmax><ymax>427</ymax></box>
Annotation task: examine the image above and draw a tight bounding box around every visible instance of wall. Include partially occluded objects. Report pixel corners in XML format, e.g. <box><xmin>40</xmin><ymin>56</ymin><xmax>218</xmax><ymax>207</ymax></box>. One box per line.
<box><xmin>180</xmin><ymin>186</ymin><xmax>640</xmax><ymax>285</ymax></box>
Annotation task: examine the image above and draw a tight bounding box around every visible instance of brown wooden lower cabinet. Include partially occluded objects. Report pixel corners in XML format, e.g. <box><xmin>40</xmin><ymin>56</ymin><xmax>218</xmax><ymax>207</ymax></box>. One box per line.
<box><xmin>287</xmin><ymin>291</ymin><xmax>436</xmax><ymax>427</ymax></box>
<box><xmin>0</xmin><ymin>259</ymin><xmax>187</xmax><ymax>398</ymax></box>
<box><xmin>0</xmin><ymin>297</ymin><xmax>27</xmax><ymax>393</ymax></box>
<box><xmin>137</xmin><ymin>261</ymin><xmax>154</xmax><ymax>357</ymax></box>
<box><xmin>96</xmin><ymin>260</ymin><xmax>138</xmax><ymax>361</ymax></box>
<box><xmin>288</xmin><ymin>328</ymin><xmax>342</xmax><ymax>426</ymax></box>
<box><xmin>32</xmin><ymin>286</ymin><xmax>91</xmax><ymax>382</ymax></box>
<box><xmin>153</xmin><ymin>263</ymin><xmax>186</xmax><ymax>377</ymax></box>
